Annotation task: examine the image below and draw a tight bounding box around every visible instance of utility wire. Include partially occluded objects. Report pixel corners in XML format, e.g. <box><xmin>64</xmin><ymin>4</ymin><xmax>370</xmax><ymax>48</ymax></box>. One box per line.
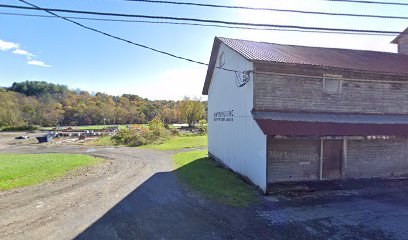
<box><xmin>15</xmin><ymin>0</ymin><xmax>237</xmax><ymax>72</ymax></box>
<box><xmin>126</xmin><ymin>0</ymin><xmax>408</xmax><ymax>20</ymax></box>
<box><xmin>321</xmin><ymin>0</ymin><xmax>408</xmax><ymax>6</ymax></box>
<box><xmin>1</xmin><ymin>4</ymin><xmax>404</xmax><ymax>35</ymax></box>
<box><xmin>0</xmin><ymin>11</ymin><xmax>398</xmax><ymax>36</ymax></box>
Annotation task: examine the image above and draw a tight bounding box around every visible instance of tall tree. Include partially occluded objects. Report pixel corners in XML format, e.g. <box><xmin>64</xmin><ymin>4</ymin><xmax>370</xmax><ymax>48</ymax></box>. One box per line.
<box><xmin>178</xmin><ymin>97</ymin><xmax>205</xmax><ymax>127</ymax></box>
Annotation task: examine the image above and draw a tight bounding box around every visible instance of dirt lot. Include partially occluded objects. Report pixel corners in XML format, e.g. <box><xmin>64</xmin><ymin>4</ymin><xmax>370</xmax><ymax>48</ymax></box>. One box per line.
<box><xmin>0</xmin><ymin>132</ymin><xmax>176</xmax><ymax>239</ymax></box>
<box><xmin>1</xmin><ymin>132</ymin><xmax>408</xmax><ymax>240</ymax></box>
<box><xmin>0</xmin><ymin>132</ymin><xmax>271</xmax><ymax>240</ymax></box>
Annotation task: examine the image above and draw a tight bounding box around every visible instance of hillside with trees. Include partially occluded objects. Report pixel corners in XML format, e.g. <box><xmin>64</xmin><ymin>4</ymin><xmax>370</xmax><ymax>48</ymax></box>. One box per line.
<box><xmin>0</xmin><ymin>81</ymin><xmax>207</xmax><ymax>127</ymax></box>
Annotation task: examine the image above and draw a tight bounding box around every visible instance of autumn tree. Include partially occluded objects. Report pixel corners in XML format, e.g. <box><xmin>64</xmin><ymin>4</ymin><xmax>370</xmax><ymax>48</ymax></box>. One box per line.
<box><xmin>2</xmin><ymin>81</ymin><xmax>206</xmax><ymax>128</ymax></box>
<box><xmin>178</xmin><ymin>97</ymin><xmax>205</xmax><ymax>127</ymax></box>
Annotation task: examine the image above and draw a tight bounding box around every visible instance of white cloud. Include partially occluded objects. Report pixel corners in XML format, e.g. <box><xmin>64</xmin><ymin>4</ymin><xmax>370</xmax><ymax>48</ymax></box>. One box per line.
<box><xmin>12</xmin><ymin>49</ymin><xmax>34</xmax><ymax>59</ymax></box>
<box><xmin>0</xmin><ymin>38</ymin><xmax>50</xmax><ymax>66</ymax></box>
<box><xmin>0</xmin><ymin>39</ymin><xmax>19</xmax><ymax>51</ymax></box>
<box><xmin>27</xmin><ymin>60</ymin><xmax>51</xmax><ymax>67</ymax></box>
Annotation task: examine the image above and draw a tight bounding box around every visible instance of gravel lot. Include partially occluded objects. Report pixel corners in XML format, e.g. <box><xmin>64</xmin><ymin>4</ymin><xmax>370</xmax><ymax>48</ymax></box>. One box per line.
<box><xmin>1</xmin><ymin>132</ymin><xmax>408</xmax><ymax>240</ymax></box>
<box><xmin>0</xmin><ymin>132</ymin><xmax>271</xmax><ymax>240</ymax></box>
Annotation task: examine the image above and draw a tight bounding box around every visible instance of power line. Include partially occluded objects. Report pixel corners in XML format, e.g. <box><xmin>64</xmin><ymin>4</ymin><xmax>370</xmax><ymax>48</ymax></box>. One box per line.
<box><xmin>0</xmin><ymin>11</ymin><xmax>398</xmax><ymax>36</ymax></box>
<box><xmin>321</xmin><ymin>0</ymin><xmax>408</xmax><ymax>6</ymax></box>
<box><xmin>15</xmin><ymin>0</ymin><xmax>237</xmax><ymax>73</ymax></box>
<box><xmin>0</xmin><ymin>4</ymin><xmax>404</xmax><ymax>35</ymax></box>
<box><xmin>125</xmin><ymin>0</ymin><xmax>408</xmax><ymax>20</ymax></box>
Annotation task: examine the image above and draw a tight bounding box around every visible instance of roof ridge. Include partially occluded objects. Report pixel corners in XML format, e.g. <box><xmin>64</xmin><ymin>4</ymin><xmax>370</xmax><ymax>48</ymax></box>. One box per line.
<box><xmin>216</xmin><ymin>36</ymin><xmax>403</xmax><ymax>56</ymax></box>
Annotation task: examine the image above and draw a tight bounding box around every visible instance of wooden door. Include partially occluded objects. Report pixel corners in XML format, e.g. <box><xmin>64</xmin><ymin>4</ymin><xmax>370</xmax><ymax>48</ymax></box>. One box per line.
<box><xmin>322</xmin><ymin>140</ymin><xmax>343</xmax><ymax>179</ymax></box>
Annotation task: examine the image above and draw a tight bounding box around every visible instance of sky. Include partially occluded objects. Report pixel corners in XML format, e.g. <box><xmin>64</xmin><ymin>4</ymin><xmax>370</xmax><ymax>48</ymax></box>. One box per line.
<box><xmin>0</xmin><ymin>0</ymin><xmax>407</xmax><ymax>100</ymax></box>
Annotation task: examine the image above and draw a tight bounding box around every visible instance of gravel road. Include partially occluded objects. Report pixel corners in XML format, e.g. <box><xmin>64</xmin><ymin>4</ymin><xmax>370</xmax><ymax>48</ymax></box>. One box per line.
<box><xmin>0</xmin><ymin>142</ymin><xmax>174</xmax><ymax>239</ymax></box>
<box><xmin>0</xmin><ymin>132</ymin><xmax>271</xmax><ymax>240</ymax></box>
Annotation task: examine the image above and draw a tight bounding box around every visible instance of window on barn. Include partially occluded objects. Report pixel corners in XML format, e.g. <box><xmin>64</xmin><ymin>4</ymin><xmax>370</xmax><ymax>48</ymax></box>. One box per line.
<box><xmin>323</xmin><ymin>74</ymin><xmax>342</xmax><ymax>94</ymax></box>
<box><xmin>219</xmin><ymin>52</ymin><xmax>225</xmax><ymax>67</ymax></box>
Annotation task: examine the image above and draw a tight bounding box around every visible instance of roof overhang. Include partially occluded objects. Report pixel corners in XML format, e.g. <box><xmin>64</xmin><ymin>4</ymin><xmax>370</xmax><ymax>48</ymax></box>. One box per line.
<box><xmin>253</xmin><ymin>110</ymin><xmax>408</xmax><ymax>136</ymax></box>
<box><xmin>202</xmin><ymin>37</ymin><xmax>222</xmax><ymax>95</ymax></box>
<box><xmin>391</xmin><ymin>27</ymin><xmax>408</xmax><ymax>44</ymax></box>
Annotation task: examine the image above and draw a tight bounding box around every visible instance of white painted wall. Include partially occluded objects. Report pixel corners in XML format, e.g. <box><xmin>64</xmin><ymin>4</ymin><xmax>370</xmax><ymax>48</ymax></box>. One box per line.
<box><xmin>207</xmin><ymin>43</ymin><xmax>267</xmax><ymax>192</ymax></box>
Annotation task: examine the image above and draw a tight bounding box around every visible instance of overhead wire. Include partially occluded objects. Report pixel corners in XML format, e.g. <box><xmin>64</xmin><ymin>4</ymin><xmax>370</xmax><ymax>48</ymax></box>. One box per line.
<box><xmin>0</xmin><ymin>11</ymin><xmax>400</xmax><ymax>36</ymax></box>
<box><xmin>125</xmin><ymin>0</ymin><xmax>408</xmax><ymax>20</ymax></box>
<box><xmin>15</xmin><ymin>0</ymin><xmax>240</xmax><ymax>73</ymax></box>
<box><xmin>10</xmin><ymin>0</ymin><xmax>408</xmax><ymax>89</ymax></box>
<box><xmin>0</xmin><ymin>4</ymin><xmax>405</xmax><ymax>36</ymax></box>
<box><xmin>321</xmin><ymin>0</ymin><xmax>408</xmax><ymax>6</ymax></box>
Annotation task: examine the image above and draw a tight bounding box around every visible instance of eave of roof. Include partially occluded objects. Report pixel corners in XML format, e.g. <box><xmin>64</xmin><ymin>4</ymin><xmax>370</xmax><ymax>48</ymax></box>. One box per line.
<box><xmin>391</xmin><ymin>27</ymin><xmax>408</xmax><ymax>44</ymax></box>
<box><xmin>252</xmin><ymin>110</ymin><xmax>408</xmax><ymax>136</ymax></box>
<box><xmin>202</xmin><ymin>37</ymin><xmax>222</xmax><ymax>95</ymax></box>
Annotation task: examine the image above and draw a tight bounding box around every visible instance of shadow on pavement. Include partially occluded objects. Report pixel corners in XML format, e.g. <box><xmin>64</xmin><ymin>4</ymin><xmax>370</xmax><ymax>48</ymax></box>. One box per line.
<box><xmin>74</xmin><ymin>159</ymin><xmax>272</xmax><ymax>240</ymax></box>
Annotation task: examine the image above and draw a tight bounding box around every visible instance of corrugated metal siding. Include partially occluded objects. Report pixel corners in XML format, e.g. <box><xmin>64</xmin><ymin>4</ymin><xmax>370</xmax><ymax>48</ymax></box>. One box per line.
<box><xmin>268</xmin><ymin>139</ymin><xmax>320</xmax><ymax>182</ymax></box>
<box><xmin>346</xmin><ymin>139</ymin><xmax>408</xmax><ymax>178</ymax></box>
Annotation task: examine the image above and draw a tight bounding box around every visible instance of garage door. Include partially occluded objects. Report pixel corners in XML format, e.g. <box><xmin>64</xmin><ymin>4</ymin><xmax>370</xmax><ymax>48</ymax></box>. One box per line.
<box><xmin>268</xmin><ymin>138</ymin><xmax>320</xmax><ymax>182</ymax></box>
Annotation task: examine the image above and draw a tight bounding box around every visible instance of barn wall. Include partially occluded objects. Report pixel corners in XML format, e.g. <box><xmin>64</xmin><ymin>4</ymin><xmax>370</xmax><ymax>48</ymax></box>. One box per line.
<box><xmin>397</xmin><ymin>34</ymin><xmax>408</xmax><ymax>55</ymax></box>
<box><xmin>268</xmin><ymin>138</ymin><xmax>320</xmax><ymax>182</ymax></box>
<box><xmin>208</xmin><ymin>43</ymin><xmax>267</xmax><ymax>192</ymax></box>
<box><xmin>254</xmin><ymin>71</ymin><xmax>408</xmax><ymax>114</ymax></box>
<box><xmin>346</xmin><ymin>138</ymin><xmax>408</xmax><ymax>178</ymax></box>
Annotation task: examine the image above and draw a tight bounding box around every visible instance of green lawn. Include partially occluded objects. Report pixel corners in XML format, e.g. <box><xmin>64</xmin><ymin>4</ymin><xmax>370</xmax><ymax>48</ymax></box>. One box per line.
<box><xmin>0</xmin><ymin>154</ymin><xmax>104</xmax><ymax>190</ymax></box>
<box><xmin>173</xmin><ymin>150</ymin><xmax>258</xmax><ymax>208</ymax></box>
<box><xmin>141</xmin><ymin>135</ymin><xmax>208</xmax><ymax>150</ymax></box>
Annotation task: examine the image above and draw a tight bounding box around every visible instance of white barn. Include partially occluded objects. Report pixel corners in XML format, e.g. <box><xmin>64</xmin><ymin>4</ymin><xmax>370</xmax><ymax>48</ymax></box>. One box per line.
<box><xmin>203</xmin><ymin>33</ymin><xmax>408</xmax><ymax>193</ymax></box>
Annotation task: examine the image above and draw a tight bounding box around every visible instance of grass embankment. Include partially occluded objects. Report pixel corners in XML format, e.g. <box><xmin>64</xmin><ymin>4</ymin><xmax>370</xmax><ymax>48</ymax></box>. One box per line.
<box><xmin>40</xmin><ymin>125</ymin><xmax>129</xmax><ymax>131</ymax></box>
<box><xmin>91</xmin><ymin>134</ymin><xmax>208</xmax><ymax>150</ymax></box>
<box><xmin>141</xmin><ymin>135</ymin><xmax>208</xmax><ymax>150</ymax></box>
<box><xmin>0</xmin><ymin>125</ymin><xmax>39</xmax><ymax>132</ymax></box>
<box><xmin>173</xmin><ymin>150</ymin><xmax>258</xmax><ymax>208</ymax></box>
<box><xmin>90</xmin><ymin>136</ymin><xmax>116</xmax><ymax>146</ymax></box>
<box><xmin>0</xmin><ymin>154</ymin><xmax>104</xmax><ymax>190</ymax></box>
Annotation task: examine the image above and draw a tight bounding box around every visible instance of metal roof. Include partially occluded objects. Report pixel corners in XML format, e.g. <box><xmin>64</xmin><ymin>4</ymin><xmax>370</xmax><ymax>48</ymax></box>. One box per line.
<box><xmin>252</xmin><ymin>111</ymin><xmax>408</xmax><ymax>124</ymax></box>
<box><xmin>218</xmin><ymin>37</ymin><xmax>408</xmax><ymax>76</ymax></box>
<box><xmin>391</xmin><ymin>27</ymin><xmax>408</xmax><ymax>44</ymax></box>
<box><xmin>252</xmin><ymin>111</ymin><xmax>408</xmax><ymax>136</ymax></box>
<box><xmin>202</xmin><ymin>37</ymin><xmax>408</xmax><ymax>95</ymax></box>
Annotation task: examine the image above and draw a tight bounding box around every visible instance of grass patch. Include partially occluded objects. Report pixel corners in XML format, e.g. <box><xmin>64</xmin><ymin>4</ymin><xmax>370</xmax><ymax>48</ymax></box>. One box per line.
<box><xmin>88</xmin><ymin>136</ymin><xmax>117</xmax><ymax>146</ymax></box>
<box><xmin>1</xmin><ymin>125</ymin><xmax>39</xmax><ymax>132</ymax></box>
<box><xmin>141</xmin><ymin>135</ymin><xmax>207</xmax><ymax>150</ymax></box>
<box><xmin>0</xmin><ymin>153</ymin><xmax>104</xmax><ymax>190</ymax></box>
<box><xmin>40</xmin><ymin>125</ymin><xmax>129</xmax><ymax>131</ymax></box>
<box><xmin>173</xmin><ymin>150</ymin><xmax>258</xmax><ymax>208</ymax></box>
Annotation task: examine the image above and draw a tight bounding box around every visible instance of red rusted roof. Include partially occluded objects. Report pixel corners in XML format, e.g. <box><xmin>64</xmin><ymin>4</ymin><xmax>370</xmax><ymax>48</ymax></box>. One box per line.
<box><xmin>253</xmin><ymin>111</ymin><xmax>408</xmax><ymax>136</ymax></box>
<box><xmin>218</xmin><ymin>37</ymin><xmax>408</xmax><ymax>75</ymax></box>
<box><xmin>203</xmin><ymin>37</ymin><xmax>408</xmax><ymax>95</ymax></box>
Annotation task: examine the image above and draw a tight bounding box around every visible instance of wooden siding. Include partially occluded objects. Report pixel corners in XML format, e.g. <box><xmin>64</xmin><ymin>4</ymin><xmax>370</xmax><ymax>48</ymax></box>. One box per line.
<box><xmin>346</xmin><ymin>138</ymin><xmax>408</xmax><ymax>178</ymax></box>
<box><xmin>268</xmin><ymin>138</ymin><xmax>320</xmax><ymax>182</ymax></box>
<box><xmin>254</xmin><ymin>71</ymin><xmax>408</xmax><ymax>114</ymax></box>
<box><xmin>398</xmin><ymin>35</ymin><xmax>408</xmax><ymax>55</ymax></box>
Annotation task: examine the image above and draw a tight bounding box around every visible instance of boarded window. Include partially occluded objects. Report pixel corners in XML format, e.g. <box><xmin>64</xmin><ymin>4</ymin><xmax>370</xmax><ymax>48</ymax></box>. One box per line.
<box><xmin>323</xmin><ymin>75</ymin><xmax>342</xmax><ymax>94</ymax></box>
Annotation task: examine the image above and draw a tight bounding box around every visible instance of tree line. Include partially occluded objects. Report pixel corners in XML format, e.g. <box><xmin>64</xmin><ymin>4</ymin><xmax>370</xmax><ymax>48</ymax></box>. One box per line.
<box><xmin>0</xmin><ymin>81</ymin><xmax>206</xmax><ymax>127</ymax></box>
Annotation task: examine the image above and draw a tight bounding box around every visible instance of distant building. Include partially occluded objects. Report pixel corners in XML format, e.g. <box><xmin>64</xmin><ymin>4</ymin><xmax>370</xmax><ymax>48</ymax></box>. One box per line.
<box><xmin>202</xmin><ymin>28</ymin><xmax>408</xmax><ymax>193</ymax></box>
